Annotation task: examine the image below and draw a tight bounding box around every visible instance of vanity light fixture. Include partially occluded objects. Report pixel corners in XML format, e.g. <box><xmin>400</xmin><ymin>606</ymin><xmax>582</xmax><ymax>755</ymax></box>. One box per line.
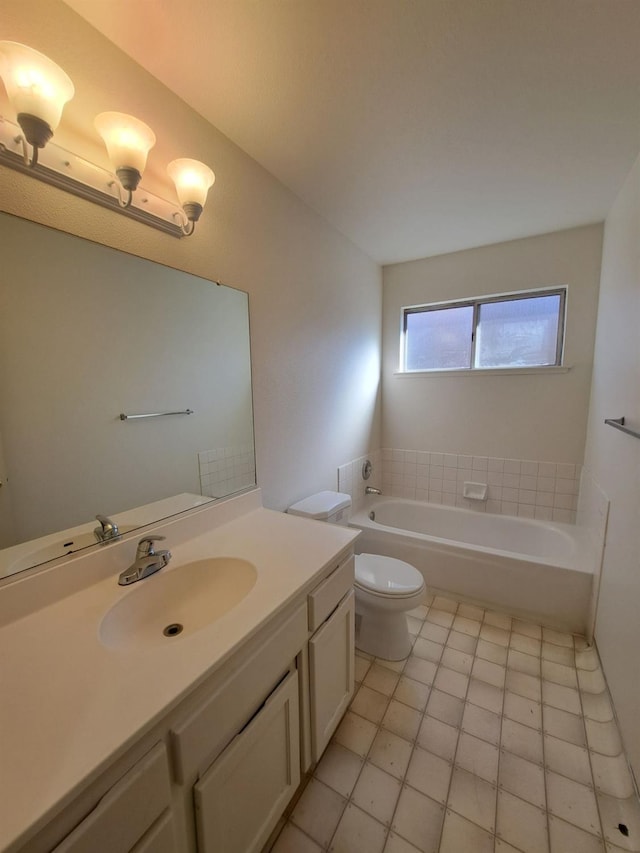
<box><xmin>167</xmin><ymin>158</ymin><xmax>215</xmax><ymax>236</ymax></box>
<box><xmin>0</xmin><ymin>41</ymin><xmax>215</xmax><ymax>238</ymax></box>
<box><xmin>0</xmin><ymin>41</ymin><xmax>74</xmax><ymax>166</ymax></box>
<box><xmin>94</xmin><ymin>111</ymin><xmax>156</xmax><ymax>208</ymax></box>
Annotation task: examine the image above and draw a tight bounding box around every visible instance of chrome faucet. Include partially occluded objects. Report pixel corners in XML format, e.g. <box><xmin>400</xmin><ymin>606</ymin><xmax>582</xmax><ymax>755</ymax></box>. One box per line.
<box><xmin>365</xmin><ymin>486</ymin><xmax>382</xmax><ymax>495</ymax></box>
<box><xmin>94</xmin><ymin>514</ymin><xmax>120</xmax><ymax>543</ymax></box>
<box><xmin>118</xmin><ymin>536</ymin><xmax>171</xmax><ymax>586</ymax></box>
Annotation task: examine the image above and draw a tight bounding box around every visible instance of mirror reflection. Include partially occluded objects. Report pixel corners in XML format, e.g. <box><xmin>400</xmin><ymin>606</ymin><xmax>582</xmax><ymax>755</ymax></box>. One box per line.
<box><xmin>0</xmin><ymin>212</ymin><xmax>255</xmax><ymax>579</ymax></box>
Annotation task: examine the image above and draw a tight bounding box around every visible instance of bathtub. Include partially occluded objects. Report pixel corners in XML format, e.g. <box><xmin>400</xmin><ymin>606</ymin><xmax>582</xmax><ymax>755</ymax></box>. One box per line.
<box><xmin>350</xmin><ymin>497</ymin><xmax>593</xmax><ymax>633</ymax></box>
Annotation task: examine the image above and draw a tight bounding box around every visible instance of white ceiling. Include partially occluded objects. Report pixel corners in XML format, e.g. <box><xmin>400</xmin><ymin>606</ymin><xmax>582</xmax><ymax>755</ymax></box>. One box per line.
<box><xmin>63</xmin><ymin>0</ymin><xmax>640</xmax><ymax>265</ymax></box>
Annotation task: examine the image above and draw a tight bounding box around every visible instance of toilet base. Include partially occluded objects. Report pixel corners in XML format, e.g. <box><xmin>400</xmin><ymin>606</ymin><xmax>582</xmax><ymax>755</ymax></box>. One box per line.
<box><xmin>355</xmin><ymin>604</ymin><xmax>413</xmax><ymax>661</ymax></box>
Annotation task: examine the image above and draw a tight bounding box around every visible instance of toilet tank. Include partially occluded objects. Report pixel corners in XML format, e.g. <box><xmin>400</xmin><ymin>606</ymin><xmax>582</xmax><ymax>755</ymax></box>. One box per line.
<box><xmin>287</xmin><ymin>491</ymin><xmax>352</xmax><ymax>526</ymax></box>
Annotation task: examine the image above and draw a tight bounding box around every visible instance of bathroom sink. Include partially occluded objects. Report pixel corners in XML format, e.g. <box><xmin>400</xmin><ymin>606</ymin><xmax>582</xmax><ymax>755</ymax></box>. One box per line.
<box><xmin>99</xmin><ymin>558</ymin><xmax>258</xmax><ymax>650</ymax></box>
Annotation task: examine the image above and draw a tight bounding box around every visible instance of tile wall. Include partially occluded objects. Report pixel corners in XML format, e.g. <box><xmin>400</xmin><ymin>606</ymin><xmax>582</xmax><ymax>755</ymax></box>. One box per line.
<box><xmin>198</xmin><ymin>443</ymin><xmax>256</xmax><ymax>498</ymax></box>
<box><xmin>338</xmin><ymin>450</ymin><xmax>580</xmax><ymax>524</ymax></box>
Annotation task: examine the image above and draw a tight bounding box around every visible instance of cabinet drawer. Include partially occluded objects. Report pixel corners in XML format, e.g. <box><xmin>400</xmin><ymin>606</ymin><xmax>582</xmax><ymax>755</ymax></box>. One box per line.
<box><xmin>130</xmin><ymin>812</ymin><xmax>176</xmax><ymax>853</ymax></box>
<box><xmin>194</xmin><ymin>669</ymin><xmax>300</xmax><ymax>853</ymax></box>
<box><xmin>171</xmin><ymin>601</ymin><xmax>307</xmax><ymax>782</ymax></box>
<box><xmin>52</xmin><ymin>743</ymin><xmax>171</xmax><ymax>853</ymax></box>
<box><xmin>308</xmin><ymin>554</ymin><xmax>354</xmax><ymax>632</ymax></box>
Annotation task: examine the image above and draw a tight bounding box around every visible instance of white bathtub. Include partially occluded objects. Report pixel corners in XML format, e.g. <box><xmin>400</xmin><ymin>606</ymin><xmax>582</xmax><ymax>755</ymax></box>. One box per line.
<box><xmin>350</xmin><ymin>497</ymin><xmax>593</xmax><ymax>633</ymax></box>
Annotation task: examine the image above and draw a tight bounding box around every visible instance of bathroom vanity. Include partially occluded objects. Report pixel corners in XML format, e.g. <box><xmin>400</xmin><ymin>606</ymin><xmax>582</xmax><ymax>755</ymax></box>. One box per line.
<box><xmin>0</xmin><ymin>489</ymin><xmax>359</xmax><ymax>853</ymax></box>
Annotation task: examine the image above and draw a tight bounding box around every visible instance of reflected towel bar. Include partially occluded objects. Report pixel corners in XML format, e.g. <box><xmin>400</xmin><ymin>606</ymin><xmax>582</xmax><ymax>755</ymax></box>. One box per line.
<box><xmin>604</xmin><ymin>417</ymin><xmax>640</xmax><ymax>440</ymax></box>
<box><xmin>119</xmin><ymin>409</ymin><xmax>194</xmax><ymax>421</ymax></box>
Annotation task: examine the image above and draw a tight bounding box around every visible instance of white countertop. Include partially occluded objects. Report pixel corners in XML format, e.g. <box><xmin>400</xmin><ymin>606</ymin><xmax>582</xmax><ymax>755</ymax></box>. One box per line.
<box><xmin>0</xmin><ymin>492</ymin><xmax>359</xmax><ymax>851</ymax></box>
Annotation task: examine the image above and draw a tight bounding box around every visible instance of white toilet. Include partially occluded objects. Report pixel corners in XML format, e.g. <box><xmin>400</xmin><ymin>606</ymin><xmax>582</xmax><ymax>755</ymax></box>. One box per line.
<box><xmin>288</xmin><ymin>491</ymin><xmax>426</xmax><ymax>660</ymax></box>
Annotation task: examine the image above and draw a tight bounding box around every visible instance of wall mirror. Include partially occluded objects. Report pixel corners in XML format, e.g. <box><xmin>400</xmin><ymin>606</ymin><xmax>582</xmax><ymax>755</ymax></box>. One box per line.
<box><xmin>0</xmin><ymin>211</ymin><xmax>255</xmax><ymax>579</ymax></box>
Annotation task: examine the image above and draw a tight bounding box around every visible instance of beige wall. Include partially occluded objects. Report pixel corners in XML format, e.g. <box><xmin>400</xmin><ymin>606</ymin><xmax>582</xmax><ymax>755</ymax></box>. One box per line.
<box><xmin>0</xmin><ymin>0</ymin><xmax>382</xmax><ymax>515</ymax></box>
<box><xmin>382</xmin><ymin>225</ymin><xmax>603</xmax><ymax>463</ymax></box>
<box><xmin>583</xmin><ymin>154</ymin><xmax>640</xmax><ymax>777</ymax></box>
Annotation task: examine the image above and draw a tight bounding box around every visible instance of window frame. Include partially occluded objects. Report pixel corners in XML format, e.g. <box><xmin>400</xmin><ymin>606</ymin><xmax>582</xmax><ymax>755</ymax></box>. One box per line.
<box><xmin>400</xmin><ymin>286</ymin><xmax>567</xmax><ymax>374</ymax></box>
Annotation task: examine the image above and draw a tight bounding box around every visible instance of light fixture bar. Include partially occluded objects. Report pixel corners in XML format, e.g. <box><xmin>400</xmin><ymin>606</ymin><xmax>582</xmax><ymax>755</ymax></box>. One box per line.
<box><xmin>0</xmin><ymin>116</ymin><xmax>186</xmax><ymax>238</ymax></box>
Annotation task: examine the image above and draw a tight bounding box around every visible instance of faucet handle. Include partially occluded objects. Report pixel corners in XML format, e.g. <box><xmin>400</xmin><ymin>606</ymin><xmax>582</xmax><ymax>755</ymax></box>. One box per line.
<box><xmin>136</xmin><ymin>535</ymin><xmax>166</xmax><ymax>558</ymax></box>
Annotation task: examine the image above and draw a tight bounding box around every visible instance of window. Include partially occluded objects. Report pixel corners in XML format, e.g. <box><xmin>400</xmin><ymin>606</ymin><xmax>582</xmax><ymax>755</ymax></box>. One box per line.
<box><xmin>401</xmin><ymin>288</ymin><xmax>566</xmax><ymax>372</ymax></box>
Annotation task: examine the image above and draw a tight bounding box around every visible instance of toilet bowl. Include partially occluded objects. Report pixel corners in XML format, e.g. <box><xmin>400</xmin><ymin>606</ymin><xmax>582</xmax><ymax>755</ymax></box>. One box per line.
<box><xmin>287</xmin><ymin>491</ymin><xmax>426</xmax><ymax>661</ymax></box>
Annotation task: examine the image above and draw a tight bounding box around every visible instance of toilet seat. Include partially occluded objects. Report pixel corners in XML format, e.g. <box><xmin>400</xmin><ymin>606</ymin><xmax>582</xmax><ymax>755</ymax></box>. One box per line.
<box><xmin>355</xmin><ymin>553</ymin><xmax>425</xmax><ymax>598</ymax></box>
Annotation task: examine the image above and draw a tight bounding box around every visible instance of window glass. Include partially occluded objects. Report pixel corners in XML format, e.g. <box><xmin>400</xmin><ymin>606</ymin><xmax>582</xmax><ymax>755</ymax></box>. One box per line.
<box><xmin>405</xmin><ymin>305</ymin><xmax>473</xmax><ymax>370</ymax></box>
<box><xmin>402</xmin><ymin>289</ymin><xmax>565</xmax><ymax>372</ymax></box>
<box><xmin>475</xmin><ymin>294</ymin><xmax>561</xmax><ymax>368</ymax></box>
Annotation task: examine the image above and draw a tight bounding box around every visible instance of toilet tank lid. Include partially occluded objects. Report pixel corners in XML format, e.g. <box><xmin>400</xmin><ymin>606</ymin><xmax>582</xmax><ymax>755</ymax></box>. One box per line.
<box><xmin>288</xmin><ymin>490</ymin><xmax>352</xmax><ymax>519</ymax></box>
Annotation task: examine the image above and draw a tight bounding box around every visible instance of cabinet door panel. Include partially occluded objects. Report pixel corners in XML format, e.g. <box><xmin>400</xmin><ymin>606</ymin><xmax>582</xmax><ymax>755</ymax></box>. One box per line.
<box><xmin>194</xmin><ymin>670</ymin><xmax>300</xmax><ymax>853</ymax></box>
<box><xmin>52</xmin><ymin>743</ymin><xmax>171</xmax><ymax>853</ymax></box>
<box><xmin>309</xmin><ymin>590</ymin><xmax>355</xmax><ymax>762</ymax></box>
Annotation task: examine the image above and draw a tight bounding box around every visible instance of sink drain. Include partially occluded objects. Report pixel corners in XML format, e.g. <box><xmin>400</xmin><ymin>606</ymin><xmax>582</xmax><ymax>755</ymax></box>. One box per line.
<box><xmin>163</xmin><ymin>623</ymin><xmax>184</xmax><ymax>638</ymax></box>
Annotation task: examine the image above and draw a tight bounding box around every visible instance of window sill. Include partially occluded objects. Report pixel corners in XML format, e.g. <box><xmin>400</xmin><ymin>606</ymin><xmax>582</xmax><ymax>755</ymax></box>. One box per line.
<box><xmin>394</xmin><ymin>366</ymin><xmax>571</xmax><ymax>378</ymax></box>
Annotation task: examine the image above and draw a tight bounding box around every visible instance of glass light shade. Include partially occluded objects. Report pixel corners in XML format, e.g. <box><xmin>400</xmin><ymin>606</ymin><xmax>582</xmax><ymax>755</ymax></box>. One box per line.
<box><xmin>167</xmin><ymin>158</ymin><xmax>215</xmax><ymax>207</ymax></box>
<box><xmin>0</xmin><ymin>41</ymin><xmax>74</xmax><ymax>131</ymax></box>
<box><xmin>94</xmin><ymin>112</ymin><xmax>156</xmax><ymax>174</ymax></box>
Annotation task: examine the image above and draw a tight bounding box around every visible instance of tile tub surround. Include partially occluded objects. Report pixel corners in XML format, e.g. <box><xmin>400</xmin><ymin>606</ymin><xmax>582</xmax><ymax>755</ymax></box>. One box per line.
<box><xmin>272</xmin><ymin>595</ymin><xmax>640</xmax><ymax>853</ymax></box>
<box><xmin>338</xmin><ymin>450</ymin><xmax>383</xmax><ymax>511</ymax></box>
<box><xmin>198</xmin><ymin>443</ymin><xmax>256</xmax><ymax>498</ymax></box>
<box><xmin>379</xmin><ymin>450</ymin><xmax>580</xmax><ymax>524</ymax></box>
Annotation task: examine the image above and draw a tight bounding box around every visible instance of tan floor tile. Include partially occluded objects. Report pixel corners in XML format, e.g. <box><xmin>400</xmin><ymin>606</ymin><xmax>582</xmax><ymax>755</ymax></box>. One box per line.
<box><xmin>404</xmin><ymin>656</ymin><xmax>438</xmax><ymax>686</ymax></box>
<box><xmin>446</xmin><ymin>630</ymin><xmax>478</xmax><ymax>654</ymax></box>
<box><xmin>504</xmin><ymin>691</ymin><xmax>542</xmax><ymax>730</ymax></box>
<box><xmin>585</xmin><ymin>718</ymin><xmax>623</xmax><ymax>756</ymax></box>
<box><xmin>447</xmin><ymin>766</ymin><xmax>497</xmax><ymax>833</ymax></box>
<box><xmin>466</xmin><ymin>678</ymin><xmax>504</xmax><ymax>715</ymax></box>
<box><xmin>484</xmin><ymin>610</ymin><xmax>513</xmax><ymax>630</ymax></box>
<box><xmin>382</xmin><ymin>699</ymin><xmax>423</xmax><ymax>742</ymax></box>
<box><xmin>496</xmin><ymin>789</ymin><xmax>549</xmax><ymax>853</ymax></box>
<box><xmin>355</xmin><ymin>654</ymin><xmax>372</xmax><ymax>682</ymax></box>
<box><xmin>480</xmin><ymin>623</ymin><xmax>511</xmax><ymax>647</ymax></box>
<box><xmin>472</xmin><ymin>657</ymin><xmax>507</xmax><ymax>689</ymax></box>
<box><xmin>452</xmin><ymin>615</ymin><xmax>482</xmax><ymax>637</ymax></box>
<box><xmin>499</xmin><ymin>750</ymin><xmax>546</xmax><ymax>809</ymax></box>
<box><xmin>333</xmin><ymin>711</ymin><xmax>378</xmax><ymax>757</ymax></box>
<box><xmin>508</xmin><ymin>649</ymin><xmax>541</xmax><ymax>677</ymax></box>
<box><xmin>546</xmin><ymin>770</ymin><xmax>601</xmax><ymax>836</ymax></box>
<box><xmin>393</xmin><ymin>675</ymin><xmax>431</xmax><ymax>712</ymax></box>
<box><xmin>544</xmin><ymin>734</ymin><xmax>593</xmax><ymax>786</ymax></box>
<box><xmin>350</xmin><ymin>685</ymin><xmax>390</xmax><ymax>724</ymax></box>
<box><xmin>542</xmin><ymin>641</ymin><xmax>575</xmax><ymax>666</ymax></box>
<box><xmin>432</xmin><ymin>596</ymin><xmax>458</xmax><ymax>614</ymax></box>
<box><xmin>406</xmin><ymin>745</ymin><xmax>452</xmax><ymax>804</ymax></box>
<box><xmin>418</xmin><ymin>715</ymin><xmax>460</xmax><ymax>761</ymax></box>
<box><xmin>462</xmin><ymin>702</ymin><xmax>501</xmax><ymax>745</ymax></box>
<box><xmin>548</xmin><ymin>815</ymin><xmax>606</xmax><ymax>853</ymax></box>
<box><xmin>391</xmin><ymin>786</ymin><xmax>445</xmax><ymax>853</ymax></box>
<box><xmin>439</xmin><ymin>809</ymin><xmax>494</xmax><ymax>852</ymax></box>
<box><xmin>501</xmin><ymin>718</ymin><xmax>544</xmax><ymax>764</ymax></box>
<box><xmin>352</xmin><ymin>762</ymin><xmax>402</xmax><ymax>825</ymax></box>
<box><xmin>597</xmin><ymin>791</ymin><xmax>640</xmax><ymax>850</ymax></box>
<box><xmin>441</xmin><ymin>646</ymin><xmax>474</xmax><ymax>675</ymax></box>
<box><xmin>505</xmin><ymin>669</ymin><xmax>542</xmax><ymax>702</ymax></box>
<box><xmin>329</xmin><ymin>803</ymin><xmax>387</xmax><ymax>853</ymax></box>
<box><xmin>455</xmin><ymin>731</ymin><xmax>499</xmax><ymax>784</ymax></box>
<box><xmin>543</xmin><ymin>705</ymin><xmax>587</xmax><ymax>747</ymax></box>
<box><xmin>434</xmin><ymin>665</ymin><xmax>469</xmax><ymax>699</ymax></box>
<box><xmin>420</xmin><ymin>621</ymin><xmax>449</xmax><ymax>643</ymax></box>
<box><xmin>383</xmin><ymin>831</ymin><xmax>423</xmax><ymax>852</ymax></box>
<box><xmin>512</xmin><ymin>620</ymin><xmax>542</xmax><ymax>640</ymax></box>
<box><xmin>426</xmin><ymin>688</ymin><xmax>464</xmax><ymax>728</ymax></box>
<box><xmin>510</xmin><ymin>633</ymin><xmax>541</xmax><ymax>656</ymax></box>
<box><xmin>290</xmin><ymin>778</ymin><xmax>346</xmax><ymax>847</ymax></box>
<box><xmin>542</xmin><ymin>660</ymin><xmax>578</xmax><ymax>688</ymax></box>
<box><xmin>542</xmin><ymin>681</ymin><xmax>582</xmax><ymax>715</ymax></box>
<box><xmin>369</xmin><ymin>729</ymin><xmax>414</xmax><ymax>779</ymax></box>
<box><xmin>476</xmin><ymin>638</ymin><xmax>509</xmax><ymax>665</ymax></box>
<box><xmin>364</xmin><ymin>664</ymin><xmax>402</xmax><ymax>696</ymax></box>
<box><xmin>314</xmin><ymin>742</ymin><xmax>364</xmax><ymax>797</ymax></box>
<box><xmin>272</xmin><ymin>822</ymin><xmax>323</xmax><ymax>853</ymax></box>
<box><xmin>543</xmin><ymin>627</ymin><xmax>574</xmax><ymax>648</ymax></box>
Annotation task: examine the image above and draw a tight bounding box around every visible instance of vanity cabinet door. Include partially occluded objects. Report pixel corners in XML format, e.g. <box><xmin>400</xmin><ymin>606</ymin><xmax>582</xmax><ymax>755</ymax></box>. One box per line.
<box><xmin>51</xmin><ymin>743</ymin><xmax>173</xmax><ymax>853</ymax></box>
<box><xmin>309</xmin><ymin>590</ymin><xmax>355</xmax><ymax>762</ymax></box>
<box><xmin>194</xmin><ymin>669</ymin><xmax>300</xmax><ymax>853</ymax></box>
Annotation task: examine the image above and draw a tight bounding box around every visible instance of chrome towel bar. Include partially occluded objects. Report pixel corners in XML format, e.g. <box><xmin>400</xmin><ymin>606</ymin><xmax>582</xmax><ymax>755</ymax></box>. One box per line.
<box><xmin>604</xmin><ymin>417</ymin><xmax>640</xmax><ymax>440</ymax></box>
<box><xmin>119</xmin><ymin>409</ymin><xmax>194</xmax><ymax>421</ymax></box>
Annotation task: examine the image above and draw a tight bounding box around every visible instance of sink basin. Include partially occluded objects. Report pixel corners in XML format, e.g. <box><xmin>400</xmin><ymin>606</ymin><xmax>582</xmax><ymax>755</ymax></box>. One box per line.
<box><xmin>99</xmin><ymin>558</ymin><xmax>258</xmax><ymax>650</ymax></box>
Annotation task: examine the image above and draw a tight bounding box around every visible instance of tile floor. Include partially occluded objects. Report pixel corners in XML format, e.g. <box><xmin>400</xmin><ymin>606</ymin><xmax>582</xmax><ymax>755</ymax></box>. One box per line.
<box><xmin>272</xmin><ymin>594</ymin><xmax>640</xmax><ymax>853</ymax></box>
